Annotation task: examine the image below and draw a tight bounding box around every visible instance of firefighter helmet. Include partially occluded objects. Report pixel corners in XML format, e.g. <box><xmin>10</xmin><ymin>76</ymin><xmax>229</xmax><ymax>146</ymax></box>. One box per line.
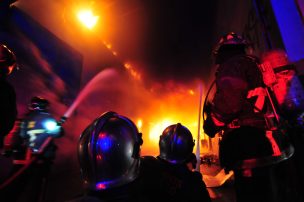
<box><xmin>261</xmin><ymin>49</ymin><xmax>290</xmax><ymax>68</ymax></box>
<box><xmin>213</xmin><ymin>32</ymin><xmax>248</xmax><ymax>56</ymax></box>
<box><xmin>261</xmin><ymin>49</ymin><xmax>304</xmax><ymax>117</ymax></box>
<box><xmin>0</xmin><ymin>44</ymin><xmax>17</xmax><ymax>76</ymax></box>
<box><xmin>78</xmin><ymin>111</ymin><xmax>143</xmax><ymax>191</ymax></box>
<box><xmin>158</xmin><ymin>123</ymin><xmax>195</xmax><ymax>164</ymax></box>
<box><xmin>30</xmin><ymin>96</ymin><xmax>50</xmax><ymax>111</ymax></box>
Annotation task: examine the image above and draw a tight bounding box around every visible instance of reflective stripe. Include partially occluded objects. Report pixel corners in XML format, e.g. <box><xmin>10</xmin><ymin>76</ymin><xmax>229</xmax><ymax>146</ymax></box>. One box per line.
<box><xmin>27</xmin><ymin>129</ymin><xmax>46</xmax><ymax>147</ymax></box>
<box><xmin>211</xmin><ymin>112</ymin><xmax>225</xmax><ymax>127</ymax></box>
<box><xmin>226</xmin><ymin>119</ymin><xmax>241</xmax><ymax>128</ymax></box>
<box><xmin>247</xmin><ymin>87</ymin><xmax>267</xmax><ymax>112</ymax></box>
<box><xmin>265</xmin><ymin>130</ymin><xmax>282</xmax><ymax>156</ymax></box>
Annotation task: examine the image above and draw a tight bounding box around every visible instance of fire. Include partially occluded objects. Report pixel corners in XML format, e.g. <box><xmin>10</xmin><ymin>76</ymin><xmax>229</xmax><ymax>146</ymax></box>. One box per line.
<box><xmin>132</xmin><ymin>81</ymin><xmax>210</xmax><ymax>156</ymax></box>
<box><xmin>148</xmin><ymin>119</ymin><xmax>174</xmax><ymax>144</ymax></box>
<box><xmin>139</xmin><ymin>114</ymin><xmax>204</xmax><ymax>156</ymax></box>
<box><xmin>148</xmin><ymin>118</ymin><xmax>199</xmax><ymax>144</ymax></box>
<box><xmin>123</xmin><ymin>62</ymin><xmax>141</xmax><ymax>80</ymax></box>
<box><xmin>137</xmin><ymin>119</ymin><xmax>143</xmax><ymax>131</ymax></box>
<box><xmin>77</xmin><ymin>9</ymin><xmax>99</xmax><ymax>29</ymax></box>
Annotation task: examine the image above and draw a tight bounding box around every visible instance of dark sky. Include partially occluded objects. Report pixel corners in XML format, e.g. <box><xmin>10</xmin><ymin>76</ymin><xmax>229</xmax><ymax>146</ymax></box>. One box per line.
<box><xmin>93</xmin><ymin>0</ymin><xmax>253</xmax><ymax>83</ymax></box>
<box><xmin>141</xmin><ymin>0</ymin><xmax>217</xmax><ymax>81</ymax></box>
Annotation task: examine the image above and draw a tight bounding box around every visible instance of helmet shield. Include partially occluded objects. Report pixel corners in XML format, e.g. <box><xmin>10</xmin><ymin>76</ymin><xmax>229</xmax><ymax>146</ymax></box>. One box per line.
<box><xmin>78</xmin><ymin>111</ymin><xmax>142</xmax><ymax>191</ymax></box>
<box><xmin>261</xmin><ymin>49</ymin><xmax>290</xmax><ymax>68</ymax></box>
<box><xmin>159</xmin><ymin>123</ymin><xmax>195</xmax><ymax>164</ymax></box>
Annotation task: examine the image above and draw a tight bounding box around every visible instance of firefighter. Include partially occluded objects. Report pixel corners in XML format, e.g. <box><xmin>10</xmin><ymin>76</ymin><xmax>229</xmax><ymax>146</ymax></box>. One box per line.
<box><xmin>261</xmin><ymin>49</ymin><xmax>304</xmax><ymax>201</ymax></box>
<box><xmin>0</xmin><ymin>44</ymin><xmax>17</xmax><ymax>183</ymax></box>
<box><xmin>260</xmin><ymin>49</ymin><xmax>304</xmax><ymax>120</ymax></box>
<box><xmin>152</xmin><ymin>123</ymin><xmax>211</xmax><ymax>202</ymax></box>
<box><xmin>19</xmin><ymin>96</ymin><xmax>63</xmax><ymax>156</ymax></box>
<box><xmin>203</xmin><ymin>32</ymin><xmax>296</xmax><ymax>202</ymax></box>
<box><xmin>0</xmin><ymin>44</ymin><xmax>17</xmax><ymax>149</ymax></box>
<box><xmin>70</xmin><ymin>111</ymin><xmax>147</xmax><ymax>201</ymax></box>
<box><xmin>10</xmin><ymin>96</ymin><xmax>64</xmax><ymax>202</ymax></box>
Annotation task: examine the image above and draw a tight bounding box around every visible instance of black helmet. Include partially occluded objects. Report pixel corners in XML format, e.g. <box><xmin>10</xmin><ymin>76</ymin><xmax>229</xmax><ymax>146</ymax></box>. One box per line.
<box><xmin>30</xmin><ymin>96</ymin><xmax>50</xmax><ymax>111</ymax></box>
<box><xmin>158</xmin><ymin>123</ymin><xmax>195</xmax><ymax>164</ymax></box>
<box><xmin>0</xmin><ymin>44</ymin><xmax>17</xmax><ymax>76</ymax></box>
<box><xmin>78</xmin><ymin>111</ymin><xmax>143</xmax><ymax>191</ymax></box>
<box><xmin>213</xmin><ymin>32</ymin><xmax>248</xmax><ymax>56</ymax></box>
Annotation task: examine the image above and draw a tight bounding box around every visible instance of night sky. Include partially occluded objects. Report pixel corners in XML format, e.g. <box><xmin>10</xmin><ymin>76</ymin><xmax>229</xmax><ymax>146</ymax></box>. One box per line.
<box><xmin>141</xmin><ymin>0</ymin><xmax>217</xmax><ymax>82</ymax></box>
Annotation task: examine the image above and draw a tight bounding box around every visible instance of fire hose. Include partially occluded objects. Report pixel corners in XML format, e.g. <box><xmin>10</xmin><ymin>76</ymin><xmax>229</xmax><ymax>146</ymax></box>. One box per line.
<box><xmin>0</xmin><ymin>135</ymin><xmax>55</xmax><ymax>189</ymax></box>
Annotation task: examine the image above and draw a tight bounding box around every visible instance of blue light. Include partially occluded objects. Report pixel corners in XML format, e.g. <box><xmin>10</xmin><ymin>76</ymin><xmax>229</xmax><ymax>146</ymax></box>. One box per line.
<box><xmin>271</xmin><ymin>0</ymin><xmax>304</xmax><ymax>62</ymax></box>
<box><xmin>42</xmin><ymin>119</ymin><xmax>60</xmax><ymax>136</ymax></box>
<box><xmin>44</xmin><ymin>120</ymin><xmax>58</xmax><ymax>131</ymax></box>
<box><xmin>176</xmin><ymin>137</ymin><xmax>183</xmax><ymax>146</ymax></box>
<box><xmin>97</xmin><ymin>133</ymin><xmax>113</xmax><ymax>152</ymax></box>
<box><xmin>95</xmin><ymin>179</ymin><xmax>116</xmax><ymax>190</ymax></box>
<box><xmin>96</xmin><ymin>182</ymin><xmax>106</xmax><ymax>190</ymax></box>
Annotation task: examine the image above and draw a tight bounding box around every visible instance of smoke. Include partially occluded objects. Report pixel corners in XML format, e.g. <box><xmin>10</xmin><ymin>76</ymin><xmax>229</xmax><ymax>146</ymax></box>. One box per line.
<box><xmin>4</xmin><ymin>1</ymin><xmax>216</xmax><ymax>200</ymax></box>
<box><xmin>8</xmin><ymin>36</ymin><xmax>68</xmax><ymax>117</ymax></box>
<box><xmin>67</xmin><ymin>68</ymin><xmax>205</xmax><ymax>155</ymax></box>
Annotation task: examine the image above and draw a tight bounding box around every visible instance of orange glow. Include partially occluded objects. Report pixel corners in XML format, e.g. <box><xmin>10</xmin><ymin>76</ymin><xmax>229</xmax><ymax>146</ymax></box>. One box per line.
<box><xmin>124</xmin><ymin>63</ymin><xmax>131</xmax><ymax>69</ymax></box>
<box><xmin>149</xmin><ymin>119</ymin><xmax>174</xmax><ymax>144</ymax></box>
<box><xmin>137</xmin><ymin>119</ymin><xmax>143</xmax><ymax>132</ymax></box>
<box><xmin>133</xmin><ymin>82</ymin><xmax>212</xmax><ymax>156</ymax></box>
<box><xmin>148</xmin><ymin>118</ymin><xmax>200</xmax><ymax>146</ymax></box>
<box><xmin>123</xmin><ymin>62</ymin><xmax>141</xmax><ymax>80</ymax></box>
<box><xmin>188</xmin><ymin>89</ymin><xmax>195</xmax><ymax>95</ymax></box>
<box><xmin>106</xmin><ymin>43</ymin><xmax>112</xmax><ymax>49</ymax></box>
<box><xmin>77</xmin><ymin>9</ymin><xmax>99</xmax><ymax>29</ymax></box>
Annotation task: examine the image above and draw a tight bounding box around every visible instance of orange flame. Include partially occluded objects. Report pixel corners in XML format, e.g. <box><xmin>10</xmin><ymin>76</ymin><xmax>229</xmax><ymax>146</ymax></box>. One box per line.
<box><xmin>133</xmin><ymin>81</ymin><xmax>210</xmax><ymax>156</ymax></box>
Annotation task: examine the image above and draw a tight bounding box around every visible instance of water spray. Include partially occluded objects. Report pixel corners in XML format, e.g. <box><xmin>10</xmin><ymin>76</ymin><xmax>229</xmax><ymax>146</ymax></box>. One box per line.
<box><xmin>60</xmin><ymin>68</ymin><xmax>118</xmax><ymax>122</ymax></box>
<box><xmin>195</xmin><ymin>82</ymin><xmax>203</xmax><ymax>172</ymax></box>
<box><xmin>0</xmin><ymin>68</ymin><xmax>118</xmax><ymax>189</ymax></box>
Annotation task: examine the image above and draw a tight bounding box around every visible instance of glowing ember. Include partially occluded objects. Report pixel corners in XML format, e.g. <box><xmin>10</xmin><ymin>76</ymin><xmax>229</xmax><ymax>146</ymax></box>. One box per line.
<box><xmin>123</xmin><ymin>62</ymin><xmax>141</xmax><ymax>80</ymax></box>
<box><xmin>106</xmin><ymin>44</ymin><xmax>112</xmax><ymax>49</ymax></box>
<box><xmin>188</xmin><ymin>89</ymin><xmax>195</xmax><ymax>95</ymax></box>
<box><xmin>124</xmin><ymin>63</ymin><xmax>131</xmax><ymax>70</ymax></box>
